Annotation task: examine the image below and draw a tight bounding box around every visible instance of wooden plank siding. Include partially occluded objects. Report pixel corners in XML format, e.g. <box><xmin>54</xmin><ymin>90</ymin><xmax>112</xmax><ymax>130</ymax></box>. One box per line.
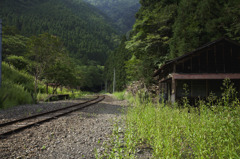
<box><xmin>154</xmin><ymin>38</ymin><xmax>240</xmax><ymax>103</ymax></box>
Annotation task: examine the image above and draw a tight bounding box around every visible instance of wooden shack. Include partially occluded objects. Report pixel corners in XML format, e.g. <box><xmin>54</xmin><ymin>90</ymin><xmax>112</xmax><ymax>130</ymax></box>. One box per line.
<box><xmin>153</xmin><ymin>38</ymin><xmax>240</xmax><ymax>103</ymax></box>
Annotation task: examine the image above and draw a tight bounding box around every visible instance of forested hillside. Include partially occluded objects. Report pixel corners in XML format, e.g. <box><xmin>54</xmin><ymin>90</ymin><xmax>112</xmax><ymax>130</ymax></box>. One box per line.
<box><xmin>83</xmin><ymin>0</ymin><xmax>140</xmax><ymax>33</ymax></box>
<box><xmin>105</xmin><ymin>0</ymin><xmax>240</xmax><ymax>91</ymax></box>
<box><xmin>0</xmin><ymin>0</ymin><xmax>118</xmax><ymax>65</ymax></box>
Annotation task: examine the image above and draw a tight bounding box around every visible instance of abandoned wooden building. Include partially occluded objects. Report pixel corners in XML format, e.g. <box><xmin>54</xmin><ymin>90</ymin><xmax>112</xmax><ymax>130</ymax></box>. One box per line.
<box><xmin>154</xmin><ymin>38</ymin><xmax>240</xmax><ymax>103</ymax></box>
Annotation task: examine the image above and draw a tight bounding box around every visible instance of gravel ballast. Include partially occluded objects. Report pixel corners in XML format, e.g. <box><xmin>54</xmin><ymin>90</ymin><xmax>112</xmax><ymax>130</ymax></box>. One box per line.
<box><xmin>0</xmin><ymin>95</ymin><xmax>128</xmax><ymax>159</ymax></box>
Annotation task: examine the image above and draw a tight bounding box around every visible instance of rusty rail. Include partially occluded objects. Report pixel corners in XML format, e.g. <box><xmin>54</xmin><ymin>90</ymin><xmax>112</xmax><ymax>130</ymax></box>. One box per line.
<box><xmin>0</xmin><ymin>96</ymin><xmax>105</xmax><ymax>139</ymax></box>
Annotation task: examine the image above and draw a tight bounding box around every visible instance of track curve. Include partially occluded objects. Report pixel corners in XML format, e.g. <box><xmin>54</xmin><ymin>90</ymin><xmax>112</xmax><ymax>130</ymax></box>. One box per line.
<box><xmin>0</xmin><ymin>95</ymin><xmax>105</xmax><ymax>139</ymax></box>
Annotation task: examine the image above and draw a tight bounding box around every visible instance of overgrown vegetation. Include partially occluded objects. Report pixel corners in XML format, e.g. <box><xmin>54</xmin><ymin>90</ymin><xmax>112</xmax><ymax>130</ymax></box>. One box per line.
<box><xmin>0</xmin><ymin>24</ymin><xmax>106</xmax><ymax>109</ymax></box>
<box><xmin>0</xmin><ymin>61</ymin><xmax>89</xmax><ymax>109</ymax></box>
<box><xmin>98</xmin><ymin>80</ymin><xmax>240</xmax><ymax>158</ymax></box>
<box><xmin>113</xmin><ymin>91</ymin><xmax>126</xmax><ymax>101</ymax></box>
<box><xmin>105</xmin><ymin>0</ymin><xmax>240</xmax><ymax>87</ymax></box>
<box><xmin>0</xmin><ymin>62</ymin><xmax>34</xmax><ymax>109</ymax></box>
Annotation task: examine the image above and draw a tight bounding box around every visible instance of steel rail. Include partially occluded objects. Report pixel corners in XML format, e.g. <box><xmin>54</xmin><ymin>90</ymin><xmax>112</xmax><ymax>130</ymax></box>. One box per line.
<box><xmin>0</xmin><ymin>96</ymin><xmax>105</xmax><ymax>139</ymax></box>
<box><xmin>0</xmin><ymin>96</ymin><xmax>99</xmax><ymax>128</ymax></box>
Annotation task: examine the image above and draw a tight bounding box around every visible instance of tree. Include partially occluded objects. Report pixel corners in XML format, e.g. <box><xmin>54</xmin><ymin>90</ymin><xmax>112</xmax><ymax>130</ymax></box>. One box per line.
<box><xmin>169</xmin><ymin>0</ymin><xmax>240</xmax><ymax>58</ymax></box>
<box><xmin>5</xmin><ymin>55</ymin><xmax>29</xmax><ymax>71</ymax></box>
<box><xmin>27</xmin><ymin>33</ymin><xmax>65</xmax><ymax>96</ymax></box>
<box><xmin>104</xmin><ymin>36</ymin><xmax>131</xmax><ymax>91</ymax></box>
<box><xmin>125</xmin><ymin>0</ymin><xmax>178</xmax><ymax>84</ymax></box>
<box><xmin>44</xmin><ymin>58</ymin><xmax>77</xmax><ymax>94</ymax></box>
<box><xmin>2</xmin><ymin>34</ymin><xmax>29</xmax><ymax>59</ymax></box>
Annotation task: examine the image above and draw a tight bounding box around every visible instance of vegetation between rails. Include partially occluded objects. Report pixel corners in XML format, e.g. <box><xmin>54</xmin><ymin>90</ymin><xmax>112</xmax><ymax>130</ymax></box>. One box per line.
<box><xmin>97</xmin><ymin>80</ymin><xmax>240</xmax><ymax>158</ymax></box>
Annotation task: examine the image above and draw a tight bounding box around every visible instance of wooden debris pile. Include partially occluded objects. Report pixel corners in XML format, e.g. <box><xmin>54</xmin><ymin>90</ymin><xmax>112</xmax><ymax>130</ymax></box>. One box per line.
<box><xmin>126</xmin><ymin>81</ymin><xmax>159</xmax><ymax>99</ymax></box>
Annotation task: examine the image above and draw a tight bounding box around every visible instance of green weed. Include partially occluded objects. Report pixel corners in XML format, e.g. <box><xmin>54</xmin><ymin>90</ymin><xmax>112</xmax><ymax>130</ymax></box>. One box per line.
<box><xmin>113</xmin><ymin>91</ymin><xmax>126</xmax><ymax>100</ymax></box>
<box><xmin>97</xmin><ymin>80</ymin><xmax>240</xmax><ymax>158</ymax></box>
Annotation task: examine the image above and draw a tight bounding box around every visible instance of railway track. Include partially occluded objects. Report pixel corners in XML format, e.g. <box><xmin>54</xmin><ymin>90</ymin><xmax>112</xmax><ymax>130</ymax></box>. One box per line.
<box><xmin>0</xmin><ymin>95</ymin><xmax>105</xmax><ymax>139</ymax></box>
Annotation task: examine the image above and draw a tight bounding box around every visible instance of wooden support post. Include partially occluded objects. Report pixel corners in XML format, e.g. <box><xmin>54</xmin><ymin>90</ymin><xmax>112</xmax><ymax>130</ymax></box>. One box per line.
<box><xmin>207</xmin><ymin>51</ymin><xmax>209</xmax><ymax>73</ymax></box>
<box><xmin>206</xmin><ymin>80</ymin><xmax>208</xmax><ymax>97</ymax></box>
<box><xmin>230</xmin><ymin>46</ymin><xmax>233</xmax><ymax>72</ymax></box>
<box><xmin>191</xmin><ymin>57</ymin><xmax>193</xmax><ymax>72</ymax></box>
<box><xmin>214</xmin><ymin>45</ymin><xmax>217</xmax><ymax>72</ymax></box>
<box><xmin>113</xmin><ymin>68</ymin><xmax>116</xmax><ymax>93</ymax></box>
<box><xmin>191</xmin><ymin>80</ymin><xmax>193</xmax><ymax>98</ymax></box>
<box><xmin>198</xmin><ymin>55</ymin><xmax>200</xmax><ymax>73</ymax></box>
<box><xmin>0</xmin><ymin>19</ymin><xmax>2</xmax><ymax>88</ymax></box>
<box><xmin>223</xmin><ymin>43</ymin><xmax>226</xmax><ymax>73</ymax></box>
<box><xmin>173</xmin><ymin>64</ymin><xmax>176</xmax><ymax>73</ymax></box>
<box><xmin>171</xmin><ymin>78</ymin><xmax>176</xmax><ymax>103</ymax></box>
<box><xmin>105</xmin><ymin>80</ymin><xmax>107</xmax><ymax>92</ymax></box>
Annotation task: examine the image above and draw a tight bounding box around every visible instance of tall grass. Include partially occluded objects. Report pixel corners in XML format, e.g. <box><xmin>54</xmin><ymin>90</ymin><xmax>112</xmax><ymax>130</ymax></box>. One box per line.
<box><xmin>113</xmin><ymin>91</ymin><xmax>126</xmax><ymax>100</ymax></box>
<box><xmin>123</xmin><ymin>100</ymin><xmax>240</xmax><ymax>158</ymax></box>
<box><xmin>97</xmin><ymin>80</ymin><xmax>240</xmax><ymax>158</ymax></box>
<box><xmin>2</xmin><ymin>62</ymin><xmax>34</xmax><ymax>93</ymax></box>
<box><xmin>36</xmin><ymin>86</ymin><xmax>91</xmax><ymax>101</ymax></box>
<box><xmin>0</xmin><ymin>62</ymin><xmax>34</xmax><ymax>109</ymax></box>
<box><xmin>0</xmin><ymin>81</ymin><xmax>33</xmax><ymax>109</ymax></box>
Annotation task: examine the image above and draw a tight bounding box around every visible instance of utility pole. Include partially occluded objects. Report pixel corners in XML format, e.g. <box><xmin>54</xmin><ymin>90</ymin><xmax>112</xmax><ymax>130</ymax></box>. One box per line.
<box><xmin>105</xmin><ymin>80</ymin><xmax>107</xmax><ymax>92</ymax></box>
<box><xmin>113</xmin><ymin>68</ymin><xmax>116</xmax><ymax>93</ymax></box>
<box><xmin>0</xmin><ymin>19</ymin><xmax>2</xmax><ymax>88</ymax></box>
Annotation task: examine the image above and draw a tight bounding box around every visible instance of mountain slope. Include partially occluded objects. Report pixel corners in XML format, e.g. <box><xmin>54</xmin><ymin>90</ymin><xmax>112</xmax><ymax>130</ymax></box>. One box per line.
<box><xmin>0</xmin><ymin>0</ymin><xmax>119</xmax><ymax>64</ymax></box>
<box><xmin>83</xmin><ymin>0</ymin><xmax>140</xmax><ymax>33</ymax></box>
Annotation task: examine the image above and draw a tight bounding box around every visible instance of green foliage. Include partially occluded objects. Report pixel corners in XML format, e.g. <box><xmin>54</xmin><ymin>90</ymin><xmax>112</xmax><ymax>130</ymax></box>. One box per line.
<box><xmin>76</xmin><ymin>64</ymin><xmax>104</xmax><ymax>92</ymax></box>
<box><xmin>0</xmin><ymin>62</ymin><xmax>34</xmax><ymax>109</ymax></box>
<box><xmin>99</xmin><ymin>86</ymin><xmax>240</xmax><ymax>158</ymax></box>
<box><xmin>125</xmin><ymin>1</ymin><xmax>178</xmax><ymax>83</ymax></box>
<box><xmin>5</xmin><ymin>55</ymin><xmax>29</xmax><ymax>70</ymax></box>
<box><xmin>220</xmin><ymin>79</ymin><xmax>240</xmax><ymax>108</ymax></box>
<box><xmin>2</xmin><ymin>62</ymin><xmax>34</xmax><ymax>93</ymax></box>
<box><xmin>27</xmin><ymin>33</ymin><xmax>69</xmax><ymax>94</ymax></box>
<box><xmin>0</xmin><ymin>81</ymin><xmax>33</xmax><ymax>109</ymax></box>
<box><xmin>170</xmin><ymin>0</ymin><xmax>240</xmax><ymax>58</ymax></box>
<box><xmin>2</xmin><ymin>33</ymin><xmax>29</xmax><ymax>59</ymax></box>
<box><xmin>45</xmin><ymin>60</ymin><xmax>76</xmax><ymax>87</ymax></box>
<box><xmin>125</xmin><ymin>55</ymin><xmax>142</xmax><ymax>81</ymax></box>
<box><xmin>104</xmin><ymin>36</ymin><xmax>131</xmax><ymax>92</ymax></box>
<box><xmin>0</xmin><ymin>0</ymin><xmax>119</xmax><ymax>65</ymax></box>
<box><xmin>83</xmin><ymin>0</ymin><xmax>140</xmax><ymax>33</ymax></box>
<box><xmin>122</xmin><ymin>0</ymin><xmax>240</xmax><ymax>84</ymax></box>
<box><xmin>113</xmin><ymin>91</ymin><xmax>126</xmax><ymax>100</ymax></box>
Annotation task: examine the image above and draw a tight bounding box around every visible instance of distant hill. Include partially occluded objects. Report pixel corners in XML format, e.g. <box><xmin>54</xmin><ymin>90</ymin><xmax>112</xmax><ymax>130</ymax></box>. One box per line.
<box><xmin>83</xmin><ymin>0</ymin><xmax>140</xmax><ymax>33</ymax></box>
<box><xmin>0</xmin><ymin>0</ymin><xmax>119</xmax><ymax>64</ymax></box>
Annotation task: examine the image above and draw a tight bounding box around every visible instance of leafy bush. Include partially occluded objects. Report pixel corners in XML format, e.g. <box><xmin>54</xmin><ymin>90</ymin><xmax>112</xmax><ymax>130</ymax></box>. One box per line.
<box><xmin>113</xmin><ymin>91</ymin><xmax>126</xmax><ymax>100</ymax></box>
<box><xmin>36</xmin><ymin>93</ymin><xmax>49</xmax><ymax>102</ymax></box>
<box><xmin>0</xmin><ymin>81</ymin><xmax>33</xmax><ymax>109</ymax></box>
<box><xmin>0</xmin><ymin>62</ymin><xmax>34</xmax><ymax>109</ymax></box>
<box><xmin>5</xmin><ymin>55</ymin><xmax>29</xmax><ymax>70</ymax></box>
<box><xmin>2</xmin><ymin>62</ymin><xmax>34</xmax><ymax>93</ymax></box>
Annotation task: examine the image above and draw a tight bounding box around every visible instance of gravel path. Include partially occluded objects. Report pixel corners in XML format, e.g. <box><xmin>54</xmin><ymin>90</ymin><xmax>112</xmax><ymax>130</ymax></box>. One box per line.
<box><xmin>0</xmin><ymin>95</ymin><xmax>128</xmax><ymax>159</ymax></box>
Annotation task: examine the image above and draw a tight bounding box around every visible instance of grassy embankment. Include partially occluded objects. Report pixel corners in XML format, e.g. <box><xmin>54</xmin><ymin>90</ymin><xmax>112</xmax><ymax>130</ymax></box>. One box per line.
<box><xmin>0</xmin><ymin>62</ymin><xmax>89</xmax><ymax>109</ymax></box>
<box><xmin>98</xmin><ymin>80</ymin><xmax>240</xmax><ymax>158</ymax></box>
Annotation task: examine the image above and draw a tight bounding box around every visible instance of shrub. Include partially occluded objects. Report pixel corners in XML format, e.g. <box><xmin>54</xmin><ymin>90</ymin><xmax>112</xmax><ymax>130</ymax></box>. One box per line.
<box><xmin>2</xmin><ymin>62</ymin><xmax>34</xmax><ymax>93</ymax></box>
<box><xmin>113</xmin><ymin>91</ymin><xmax>126</xmax><ymax>100</ymax></box>
<box><xmin>0</xmin><ymin>62</ymin><xmax>34</xmax><ymax>109</ymax></box>
<box><xmin>5</xmin><ymin>55</ymin><xmax>29</xmax><ymax>70</ymax></box>
<box><xmin>0</xmin><ymin>81</ymin><xmax>33</xmax><ymax>109</ymax></box>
